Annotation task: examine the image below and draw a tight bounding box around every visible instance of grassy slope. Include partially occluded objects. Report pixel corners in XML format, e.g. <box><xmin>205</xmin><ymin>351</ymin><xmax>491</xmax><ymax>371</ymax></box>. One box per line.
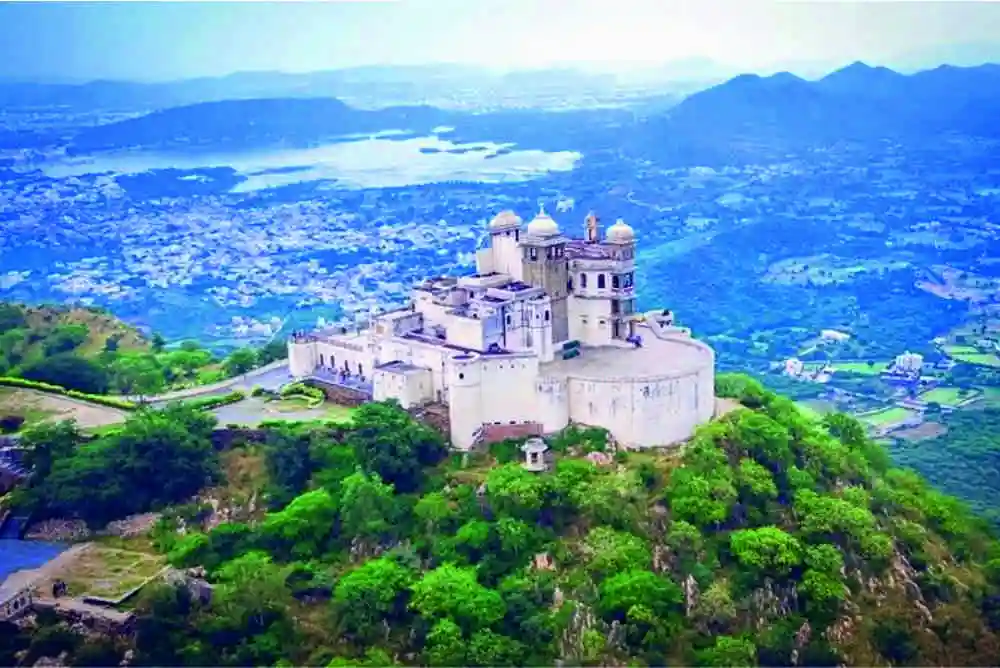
<box><xmin>12</xmin><ymin>303</ymin><xmax>151</xmax><ymax>360</ymax></box>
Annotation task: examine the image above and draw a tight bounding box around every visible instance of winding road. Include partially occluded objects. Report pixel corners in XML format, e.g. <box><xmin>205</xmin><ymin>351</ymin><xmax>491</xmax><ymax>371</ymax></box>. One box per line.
<box><xmin>133</xmin><ymin>359</ymin><xmax>293</xmax><ymax>406</ymax></box>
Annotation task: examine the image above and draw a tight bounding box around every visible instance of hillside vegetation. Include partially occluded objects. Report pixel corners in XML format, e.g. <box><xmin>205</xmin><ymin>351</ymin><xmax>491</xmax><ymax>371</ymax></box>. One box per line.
<box><xmin>0</xmin><ymin>301</ymin><xmax>285</xmax><ymax>405</ymax></box>
<box><xmin>6</xmin><ymin>375</ymin><xmax>1000</xmax><ymax>666</ymax></box>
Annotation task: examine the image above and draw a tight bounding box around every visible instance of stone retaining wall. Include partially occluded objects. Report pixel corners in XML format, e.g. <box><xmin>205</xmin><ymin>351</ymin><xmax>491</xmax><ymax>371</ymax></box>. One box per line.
<box><xmin>305</xmin><ymin>380</ymin><xmax>370</xmax><ymax>407</ymax></box>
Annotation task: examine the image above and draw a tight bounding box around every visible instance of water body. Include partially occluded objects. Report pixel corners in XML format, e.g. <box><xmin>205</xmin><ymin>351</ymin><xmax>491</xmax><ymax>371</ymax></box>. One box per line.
<box><xmin>42</xmin><ymin>134</ymin><xmax>582</xmax><ymax>192</ymax></box>
<box><xmin>0</xmin><ymin>539</ymin><xmax>66</xmax><ymax>582</ymax></box>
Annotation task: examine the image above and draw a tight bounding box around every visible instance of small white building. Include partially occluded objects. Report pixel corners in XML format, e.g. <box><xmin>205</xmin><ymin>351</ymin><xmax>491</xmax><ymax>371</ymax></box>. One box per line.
<box><xmin>521</xmin><ymin>437</ymin><xmax>550</xmax><ymax>472</ymax></box>
<box><xmin>820</xmin><ymin>329</ymin><xmax>851</xmax><ymax>343</ymax></box>
<box><xmin>893</xmin><ymin>351</ymin><xmax>924</xmax><ymax>373</ymax></box>
<box><xmin>289</xmin><ymin>209</ymin><xmax>716</xmax><ymax>451</ymax></box>
<box><xmin>784</xmin><ymin>358</ymin><xmax>804</xmax><ymax>377</ymax></box>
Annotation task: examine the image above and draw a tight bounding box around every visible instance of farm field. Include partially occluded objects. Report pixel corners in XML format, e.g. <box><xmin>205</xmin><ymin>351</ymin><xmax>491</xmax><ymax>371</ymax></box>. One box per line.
<box><xmin>919</xmin><ymin>386</ymin><xmax>973</xmax><ymax>406</ymax></box>
<box><xmin>834</xmin><ymin>361</ymin><xmax>890</xmax><ymax>375</ymax></box>
<box><xmin>861</xmin><ymin>406</ymin><xmax>917</xmax><ymax>426</ymax></box>
<box><xmin>943</xmin><ymin>345</ymin><xmax>1000</xmax><ymax>368</ymax></box>
<box><xmin>763</xmin><ymin>254</ymin><xmax>910</xmax><ymax>286</ymax></box>
<box><xmin>892</xmin><ymin>421</ymin><xmax>948</xmax><ymax>442</ymax></box>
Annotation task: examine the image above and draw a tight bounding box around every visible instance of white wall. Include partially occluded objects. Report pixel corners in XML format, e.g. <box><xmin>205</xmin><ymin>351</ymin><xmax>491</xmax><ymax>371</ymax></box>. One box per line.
<box><xmin>492</xmin><ymin>229</ymin><xmax>523</xmax><ymax>280</ymax></box>
<box><xmin>446</xmin><ymin>316</ymin><xmax>485</xmax><ymax>351</ymax></box>
<box><xmin>448</xmin><ymin>353</ymin><xmax>483</xmax><ymax>450</ymax></box>
<box><xmin>373</xmin><ymin>368</ymin><xmax>434</xmax><ymax>408</ymax></box>
<box><xmin>526</xmin><ymin>299</ymin><xmax>555</xmax><ymax>362</ymax></box>
<box><xmin>568</xmin><ymin>296</ymin><xmax>612</xmax><ymax>346</ymax></box>
<box><xmin>315</xmin><ymin>341</ymin><xmax>374</xmax><ymax>378</ymax></box>
<box><xmin>475</xmin><ymin>248</ymin><xmax>495</xmax><ymax>274</ymax></box>
<box><xmin>565</xmin><ymin>365</ymin><xmax>715</xmax><ymax>448</ymax></box>
<box><xmin>535</xmin><ymin>376</ymin><xmax>570</xmax><ymax>433</ymax></box>
<box><xmin>288</xmin><ymin>341</ymin><xmax>317</xmax><ymax>377</ymax></box>
<box><xmin>376</xmin><ymin>339</ymin><xmax>450</xmax><ymax>402</ymax></box>
<box><xmin>478</xmin><ymin>355</ymin><xmax>539</xmax><ymax>426</ymax></box>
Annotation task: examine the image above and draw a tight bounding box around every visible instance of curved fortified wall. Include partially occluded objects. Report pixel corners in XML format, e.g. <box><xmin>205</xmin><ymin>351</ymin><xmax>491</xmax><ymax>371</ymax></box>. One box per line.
<box><xmin>540</xmin><ymin>328</ymin><xmax>716</xmax><ymax>449</ymax></box>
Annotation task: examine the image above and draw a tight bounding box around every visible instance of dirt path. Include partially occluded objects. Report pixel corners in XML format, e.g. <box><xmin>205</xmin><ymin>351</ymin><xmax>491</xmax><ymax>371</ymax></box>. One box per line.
<box><xmin>0</xmin><ymin>388</ymin><xmax>128</xmax><ymax>430</ymax></box>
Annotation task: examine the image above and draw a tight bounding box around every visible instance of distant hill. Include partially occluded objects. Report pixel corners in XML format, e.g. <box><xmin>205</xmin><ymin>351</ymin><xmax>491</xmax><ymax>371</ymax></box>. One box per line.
<box><xmin>0</xmin><ymin>66</ymin><xmax>486</xmax><ymax>112</ymax></box>
<box><xmin>67</xmin><ymin>98</ymin><xmax>456</xmax><ymax>154</ymax></box>
<box><xmin>631</xmin><ymin>62</ymin><xmax>1000</xmax><ymax>159</ymax></box>
<box><xmin>63</xmin><ymin>97</ymin><xmax>637</xmax><ymax>156</ymax></box>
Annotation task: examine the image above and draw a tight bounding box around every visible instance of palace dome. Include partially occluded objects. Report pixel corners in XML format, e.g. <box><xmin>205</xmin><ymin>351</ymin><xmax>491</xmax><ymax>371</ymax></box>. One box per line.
<box><xmin>606</xmin><ymin>219</ymin><xmax>635</xmax><ymax>244</ymax></box>
<box><xmin>526</xmin><ymin>210</ymin><xmax>560</xmax><ymax>237</ymax></box>
<box><xmin>488</xmin><ymin>210</ymin><xmax>522</xmax><ymax>231</ymax></box>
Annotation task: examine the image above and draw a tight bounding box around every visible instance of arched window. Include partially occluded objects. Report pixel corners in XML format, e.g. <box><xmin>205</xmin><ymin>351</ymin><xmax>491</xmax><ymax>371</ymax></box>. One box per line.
<box><xmin>597</xmin><ymin>274</ymin><xmax>606</xmax><ymax>289</ymax></box>
<box><xmin>545</xmin><ymin>311</ymin><xmax>550</xmax><ymax>321</ymax></box>
<box><xmin>580</xmin><ymin>273</ymin><xmax>588</xmax><ymax>288</ymax></box>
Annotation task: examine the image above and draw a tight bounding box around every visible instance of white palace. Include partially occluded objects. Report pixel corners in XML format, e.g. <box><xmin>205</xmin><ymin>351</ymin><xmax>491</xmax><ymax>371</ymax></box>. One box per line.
<box><xmin>288</xmin><ymin>209</ymin><xmax>717</xmax><ymax>450</ymax></box>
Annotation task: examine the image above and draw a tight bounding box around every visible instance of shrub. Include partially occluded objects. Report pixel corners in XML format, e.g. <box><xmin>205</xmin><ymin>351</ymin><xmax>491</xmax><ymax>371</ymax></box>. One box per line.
<box><xmin>179</xmin><ymin>390</ymin><xmax>246</xmax><ymax>411</ymax></box>
<box><xmin>0</xmin><ymin>414</ymin><xmax>26</xmax><ymax>433</ymax></box>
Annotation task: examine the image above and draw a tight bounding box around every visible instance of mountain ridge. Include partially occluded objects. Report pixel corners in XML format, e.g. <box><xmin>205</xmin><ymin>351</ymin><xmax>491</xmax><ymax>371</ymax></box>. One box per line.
<box><xmin>630</xmin><ymin>62</ymin><xmax>1000</xmax><ymax>160</ymax></box>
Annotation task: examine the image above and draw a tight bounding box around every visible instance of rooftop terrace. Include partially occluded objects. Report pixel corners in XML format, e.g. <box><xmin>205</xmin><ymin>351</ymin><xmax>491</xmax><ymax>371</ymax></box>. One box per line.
<box><xmin>541</xmin><ymin>326</ymin><xmax>712</xmax><ymax>381</ymax></box>
<box><xmin>565</xmin><ymin>239</ymin><xmax>618</xmax><ymax>261</ymax></box>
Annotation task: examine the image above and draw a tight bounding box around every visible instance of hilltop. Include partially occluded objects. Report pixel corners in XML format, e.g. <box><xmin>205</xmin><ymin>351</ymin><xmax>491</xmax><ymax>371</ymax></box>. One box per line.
<box><xmin>5</xmin><ymin>376</ymin><xmax>1000</xmax><ymax>666</ymax></box>
<box><xmin>0</xmin><ymin>302</ymin><xmax>150</xmax><ymax>372</ymax></box>
<box><xmin>630</xmin><ymin>62</ymin><xmax>1000</xmax><ymax>162</ymax></box>
<box><xmin>0</xmin><ymin>300</ymin><xmax>284</xmax><ymax>411</ymax></box>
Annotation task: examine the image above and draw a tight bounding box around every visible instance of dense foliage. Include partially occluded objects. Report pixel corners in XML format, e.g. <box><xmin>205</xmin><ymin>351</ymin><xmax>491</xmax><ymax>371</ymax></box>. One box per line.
<box><xmin>889</xmin><ymin>408</ymin><xmax>1000</xmax><ymax>527</ymax></box>
<box><xmin>11</xmin><ymin>404</ymin><xmax>221</xmax><ymax>526</ymax></box>
<box><xmin>0</xmin><ymin>301</ymin><xmax>285</xmax><ymax>399</ymax></box>
<box><xmin>8</xmin><ymin>378</ymin><xmax>1000</xmax><ymax>667</ymax></box>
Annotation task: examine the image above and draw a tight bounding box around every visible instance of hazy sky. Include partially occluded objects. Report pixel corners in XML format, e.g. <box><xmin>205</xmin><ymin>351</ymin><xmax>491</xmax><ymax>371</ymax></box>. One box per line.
<box><xmin>0</xmin><ymin>1</ymin><xmax>998</xmax><ymax>82</ymax></box>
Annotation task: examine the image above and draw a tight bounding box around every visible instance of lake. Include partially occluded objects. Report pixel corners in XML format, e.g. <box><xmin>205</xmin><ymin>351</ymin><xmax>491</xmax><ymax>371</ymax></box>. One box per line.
<box><xmin>0</xmin><ymin>539</ymin><xmax>66</xmax><ymax>582</ymax></box>
<box><xmin>42</xmin><ymin>133</ymin><xmax>582</xmax><ymax>192</ymax></box>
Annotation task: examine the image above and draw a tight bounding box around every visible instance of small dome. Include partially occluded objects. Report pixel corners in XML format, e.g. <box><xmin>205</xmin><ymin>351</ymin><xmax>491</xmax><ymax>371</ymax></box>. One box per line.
<box><xmin>489</xmin><ymin>210</ymin><xmax>522</xmax><ymax>231</ymax></box>
<box><xmin>606</xmin><ymin>219</ymin><xmax>635</xmax><ymax>244</ymax></box>
<box><xmin>526</xmin><ymin>209</ymin><xmax>560</xmax><ymax>238</ymax></box>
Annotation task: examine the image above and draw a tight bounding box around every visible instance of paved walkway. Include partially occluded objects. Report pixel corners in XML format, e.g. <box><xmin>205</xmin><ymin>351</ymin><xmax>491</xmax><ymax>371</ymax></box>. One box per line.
<box><xmin>140</xmin><ymin>360</ymin><xmax>292</xmax><ymax>406</ymax></box>
<box><xmin>212</xmin><ymin>396</ymin><xmax>333</xmax><ymax>427</ymax></box>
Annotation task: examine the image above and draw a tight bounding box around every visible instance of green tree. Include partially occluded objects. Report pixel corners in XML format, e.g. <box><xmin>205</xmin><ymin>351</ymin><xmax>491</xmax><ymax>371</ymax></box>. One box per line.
<box><xmin>584</xmin><ymin>527</ymin><xmax>651</xmax><ymax>578</ymax></box>
<box><xmin>598</xmin><ymin>570</ymin><xmax>683</xmax><ymax>621</ymax></box>
<box><xmin>467</xmin><ymin>629</ymin><xmax>526</xmax><ymax>667</ymax></box>
<box><xmin>697</xmin><ymin>635</ymin><xmax>758</xmax><ymax>667</ymax></box>
<box><xmin>347</xmin><ymin>401</ymin><xmax>447</xmax><ymax>493</ymax></box>
<box><xmin>333</xmin><ymin>556</ymin><xmax>414</xmax><ymax>639</ymax></box>
<box><xmin>261</xmin><ymin>489</ymin><xmax>338</xmax><ymax>558</ymax></box>
<box><xmin>339</xmin><ymin>470</ymin><xmax>395</xmax><ymax>543</ymax></box>
<box><xmin>666</xmin><ymin>467</ymin><xmax>736</xmax><ymax>528</ymax></box>
<box><xmin>486</xmin><ymin>463</ymin><xmax>546</xmax><ymax>520</ymax></box>
<box><xmin>42</xmin><ymin>323</ymin><xmax>89</xmax><ymax>356</ymax></box>
<box><xmin>21</xmin><ymin>353</ymin><xmax>110</xmax><ymax>394</ymax></box>
<box><xmin>728</xmin><ymin>527</ymin><xmax>802</xmax><ymax>575</ymax></box>
<box><xmin>224</xmin><ymin>347</ymin><xmax>259</xmax><ymax>376</ymax></box>
<box><xmin>26</xmin><ymin>404</ymin><xmax>219</xmax><ymax>525</ymax></box>
<box><xmin>112</xmin><ymin>353</ymin><xmax>165</xmax><ymax>397</ymax></box>
<box><xmin>410</xmin><ymin>564</ymin><xmax>506</xmax><ymax>632</ymax></box>
<box><xmin>425</xmin><ymin>619</ymin><xmax>466</xmax><ymax>667</ymax></box>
